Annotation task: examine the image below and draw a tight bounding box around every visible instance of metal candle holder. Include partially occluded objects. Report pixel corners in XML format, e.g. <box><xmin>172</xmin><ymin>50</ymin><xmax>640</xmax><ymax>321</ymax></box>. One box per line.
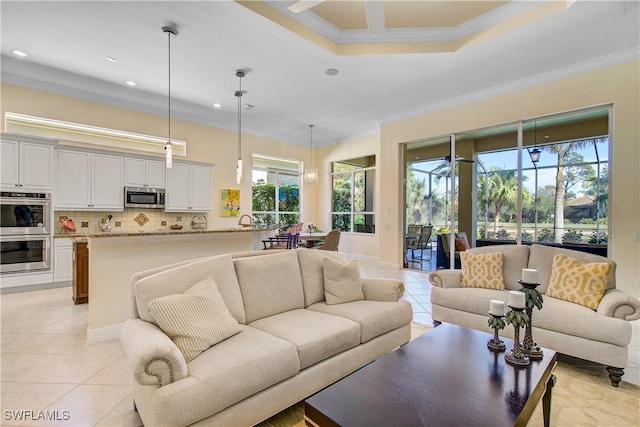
<box><xmin>487</xmin><ymin>313</ymin><xmax>506</xmax><ymax>352</ymax></box>
<box><xmin>505</xmin><ymin>305</ymin><xmax>530</xmax><ymax>367</ymax></box>
<box><xmin>518</xmin><ymin>280</ymin><xmax>544</xmax><ymax>360</ymax></box>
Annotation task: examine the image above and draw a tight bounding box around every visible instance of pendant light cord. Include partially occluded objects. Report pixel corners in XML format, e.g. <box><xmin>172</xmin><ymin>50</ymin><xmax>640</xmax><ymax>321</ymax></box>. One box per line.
<box><xmin>236</xmin><ymin>70</ymin><xmax>244</xmax><ymax>160</ymax></box>
<box><xmin>309</xmin><ymin>124</ymin><xmax>314</xmax><ymax>165</ymax></box>
<box><xmin>168</xmin><ymin>31</ymin><xmax>171</xmax><ymax>148</ymax></box>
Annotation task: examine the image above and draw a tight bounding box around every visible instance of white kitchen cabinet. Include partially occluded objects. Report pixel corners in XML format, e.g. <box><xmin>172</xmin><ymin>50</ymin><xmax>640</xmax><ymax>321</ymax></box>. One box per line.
<box><xmin>1</xmin><ymin>136</ymin><xmax>55</xmax><ymax>190</ymax></box>
<box><xmin>124</xmin><ymin>157</ymin><xmax>165</xmax><ymax>188</ymax></box>
<box><xmin>53</xmin><ymin>238</ymin><xmax>73</xmax><ymax>282</ymax></box>
<box><xmin>55</xmin><ymin>150</ymin><xmax>124</xmax><ymax>210</ymax></box>
<box><xmin>165</xmin><ymin>163</ymin><xmax>212</xmax><ymax>211</ymax></box>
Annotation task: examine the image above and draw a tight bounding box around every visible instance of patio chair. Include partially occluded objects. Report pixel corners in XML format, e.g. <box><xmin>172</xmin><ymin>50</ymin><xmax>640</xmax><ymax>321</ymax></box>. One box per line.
<box><xmin>407</xmin><ymin>225</ymin><xmax>433</xmax><ymax>261</ymax></box>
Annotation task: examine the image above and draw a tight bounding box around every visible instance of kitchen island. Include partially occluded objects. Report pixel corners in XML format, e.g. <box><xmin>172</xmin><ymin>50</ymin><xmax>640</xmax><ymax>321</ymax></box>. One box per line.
<box><xmin>84</xmin><ymin>227</ymin><xmax>275</xmax><ymax>342</ymax></box>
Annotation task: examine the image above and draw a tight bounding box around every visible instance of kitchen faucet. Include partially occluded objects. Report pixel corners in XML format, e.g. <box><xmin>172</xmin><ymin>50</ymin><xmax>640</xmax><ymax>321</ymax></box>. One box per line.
<box><xmin>238</xmin><ymin>214</ymin><xmax>253</xmax><ymax>227</ymax></box>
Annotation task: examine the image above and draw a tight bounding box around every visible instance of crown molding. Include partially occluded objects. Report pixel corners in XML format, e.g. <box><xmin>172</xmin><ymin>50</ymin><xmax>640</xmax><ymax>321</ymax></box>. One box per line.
<box><xmin>266</xmin><ymin>0</ymin><xmax>541</xmax><ymax>44</ymax></box>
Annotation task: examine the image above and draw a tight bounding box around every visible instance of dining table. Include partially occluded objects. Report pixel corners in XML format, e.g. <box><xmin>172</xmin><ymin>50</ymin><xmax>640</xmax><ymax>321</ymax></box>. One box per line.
<box><xmin>298</xmin><ymin>232</ymin><xmax>328</xmax><ymax>248</ymax></box>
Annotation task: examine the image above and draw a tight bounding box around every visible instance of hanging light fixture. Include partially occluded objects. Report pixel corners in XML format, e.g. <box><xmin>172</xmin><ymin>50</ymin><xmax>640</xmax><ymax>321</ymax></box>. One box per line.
<box><xmin>235</xmin><ymin>70</ymin><xmax>245</xmax><ymax>184</ymax></box>
<box><xmin>162</xmin><ymin>25</ymin><xmax>178</xmax><ymax>169</ymax></box>
<box><xmin>529</xmin><ymin>120</ymin><xmax>541</xmax><ymax>163</ymax></box>
<box><xmin>304</xmin><ymin>124</ymin><xmax>318</xmax><ymax>183</ymax></box>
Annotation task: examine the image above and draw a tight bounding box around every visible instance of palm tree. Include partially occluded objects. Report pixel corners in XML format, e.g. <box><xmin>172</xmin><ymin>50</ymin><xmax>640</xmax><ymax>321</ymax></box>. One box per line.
<box><xmin>483</xmin><ymin>168</ymin><xmax>520</xmax><ymax>236</ymax></box>
<box><xmin>543</xmin><ymin>139</ymin><xmax>594</xmax><ymax>242</ymax></box>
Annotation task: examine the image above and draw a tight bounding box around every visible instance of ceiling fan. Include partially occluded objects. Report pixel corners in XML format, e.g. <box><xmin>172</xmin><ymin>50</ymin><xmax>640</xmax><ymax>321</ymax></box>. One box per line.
<box><xmin>287</xmin><ymin>0</ymin><xmax>385</xmax><ymax>34</ymax></box>
<box><xmin>443</xmin><ymin>155</ymin><xmax>475</xmax><ymax>163</ymax></box>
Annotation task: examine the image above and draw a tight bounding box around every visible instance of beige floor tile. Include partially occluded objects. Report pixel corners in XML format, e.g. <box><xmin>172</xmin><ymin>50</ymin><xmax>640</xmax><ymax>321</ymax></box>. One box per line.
<box><xmin>0</xmin><ymin>383</ymin><xmax>76</xmax><ymax>426</ymax></box>
<box><xmin>21</xmin><ymin>384</ymin><xmax>132</xmax><ymax>427</ymax></box>
<box><xmin>1</xmin><ymin>332</ymin><xmax>62</xmax><ymax>354</ymax></box>
<box><xmin>39</xmin><ymin>316</ymin><xmax>90</xmax><ymax>335</ymax></box>
<box><xmin>0</xmin><ymin>353</ymin><xmax>70</xmax><ymax>383</ymax></box>
<box><xmin>34</xmin><ymin>334</ymin><xmax>123</xmax><ymax>357</ymax></box>
<box><xmin>0</xmin><ymin>317</ymin><xmax>63</xmax><ymax>334</ymax></box>
<box><xmin>0</xmin><ymin>382</ymin><xmax>21</xmax><ymax>394</ymax></box>
<box><xmin>84</xmin><ymin>357</ymin><xmax>132</xmax><ymax>386</ymax></box>
<box><xmin>94</xmin><ymin>393</ymin><xmax>142</xmax><ymax>427</ymax></box>
<box><xmin>34</xmin><ymin>355</ymin><xmax>121</xmax><ymax>384</ymax></box>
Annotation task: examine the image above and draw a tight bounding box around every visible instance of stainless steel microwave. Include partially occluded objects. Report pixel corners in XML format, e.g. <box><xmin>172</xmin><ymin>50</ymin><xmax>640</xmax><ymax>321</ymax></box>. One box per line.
<box><xmin>124</xmin><ymin>187</ymin><xmax>165</xmax><ymax>209</ymax></box>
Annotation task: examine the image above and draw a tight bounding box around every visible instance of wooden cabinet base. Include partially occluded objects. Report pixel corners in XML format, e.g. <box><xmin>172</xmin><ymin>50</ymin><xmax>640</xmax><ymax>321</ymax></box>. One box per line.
<box><xmin>72</xmin><ymin>242</ymin><xmax>89</xmax><ymax>304</ymax></box>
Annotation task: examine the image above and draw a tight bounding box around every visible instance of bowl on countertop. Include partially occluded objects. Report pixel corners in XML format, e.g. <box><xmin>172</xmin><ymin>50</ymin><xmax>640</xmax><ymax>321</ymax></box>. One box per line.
<box><xmin>170</xmin><ymin>224</ymin><xmax>184</xmax><ymax>230</ymax></box>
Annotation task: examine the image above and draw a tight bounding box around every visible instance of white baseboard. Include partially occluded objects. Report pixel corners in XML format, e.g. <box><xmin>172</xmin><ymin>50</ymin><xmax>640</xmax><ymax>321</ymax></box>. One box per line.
<box><xmin>87</xmin><ymin>323</ymin><xmax>122</xmax><ymax>343</ymax></box>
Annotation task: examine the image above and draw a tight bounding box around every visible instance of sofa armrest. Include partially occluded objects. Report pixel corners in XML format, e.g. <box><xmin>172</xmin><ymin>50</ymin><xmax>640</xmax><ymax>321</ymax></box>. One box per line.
<box><xmin>597</xmin><ymin>289</ymin><xmax>640</xmax><ymax>321</ymax></box>
<box><xmin>428</xmin><ymin>269</ymin><xmax>463</xmax><ymax>288</ymax></box>
<box><xmin>362</xmin><ymin>278</ymin><xmax>405</xmax><ymax>301</ymax></box>
<box><xmin>121</xmin><ymin>319</ymin><xmax>189</xmax><ymax>387</ymax></box>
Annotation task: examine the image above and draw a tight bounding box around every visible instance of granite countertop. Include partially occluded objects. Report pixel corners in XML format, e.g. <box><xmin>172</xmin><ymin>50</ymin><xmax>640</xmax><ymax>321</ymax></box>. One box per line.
<box><xmin>54</xmin><ymin>226</ymin><xmax>274</xmax><ymax>239</ymax></box>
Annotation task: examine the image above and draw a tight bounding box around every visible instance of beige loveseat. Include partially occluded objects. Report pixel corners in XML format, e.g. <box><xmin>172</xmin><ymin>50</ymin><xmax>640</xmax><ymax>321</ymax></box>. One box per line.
<box><xmin>429</xmin><ymin>243</ymin><xmax>640</xmax><ymax>387</ymax></box>
<box><xmin>121</xmin><ymin>249</ymin><xmax>412</xmax><ymax>426</ymax></box>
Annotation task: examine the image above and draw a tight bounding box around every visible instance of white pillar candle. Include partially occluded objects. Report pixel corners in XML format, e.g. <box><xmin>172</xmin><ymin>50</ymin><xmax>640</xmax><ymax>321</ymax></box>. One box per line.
<box><xmin>509</xmin><ymin>291</ymin><xmax>526</xmax><ymax>309</ymax></box>
<box><xmin>489</xmin><ymin>300</ymin><xmax>505</xmax><ymax>316</ymax></box>
<box><xmin>522</xmin><ymin>268</ymin><xmax>538</xmax><ymax>284</ymax></box>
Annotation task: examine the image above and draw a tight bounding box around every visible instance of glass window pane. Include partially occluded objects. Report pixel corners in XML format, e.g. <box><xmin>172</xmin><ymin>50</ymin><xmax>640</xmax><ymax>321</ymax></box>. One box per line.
<box><xmin>354</xmin><ymin>214</ymin><xmax>375</xmax><ymax>233</ymax></box>
<box><xmin>278</xmin><ymin>213</ymin><xmax>299</xmax><ymax>226</ymax></box>
<box><xmin>253</xmin><ymin>213</ymin><xmax>276</xmax><ymax>228</ymax></box>
<box><xmin>252</xmin><ymin>176</ymin><xmax>276</xmax><ymax>212</ymax></box>
<box><xmin>332</xmin><ymin>214</ymin><xmax>350</xmax><ymax>232</ymax></box>
<box><xmin>277</xmin><ymin>173</ymin><xmax>300</xmax><ymax>212</ymax></box>
<box><xmin>332</xmin><ymin>174</ymin><xmax>351</xmax><ymax>212</ymax></box>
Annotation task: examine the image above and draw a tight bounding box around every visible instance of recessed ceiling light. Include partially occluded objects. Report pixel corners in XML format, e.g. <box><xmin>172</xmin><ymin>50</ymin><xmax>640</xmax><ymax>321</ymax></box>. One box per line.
<box><xmin>11</xmin><ymin>49</ymin><xmax>28</xmax><ymax>57</ymax></box>
<box><xmin>105</xmin><ymin>56</ymin><xmax>116</xmax><ymax>63</ymax></box>
<box><xmin>213</xmin><ymin>103</ymin><xmax>222</xmax><ymax>108</ymax></box>
<box><xmin>325</xmin><ymin>68</ymin><xmax>339</xmax><ymax>76</ymax></box>
<box><xmin>125</xmin><ymin>80</ymin><xmax>137</xmax><ymax>86</ymax></box>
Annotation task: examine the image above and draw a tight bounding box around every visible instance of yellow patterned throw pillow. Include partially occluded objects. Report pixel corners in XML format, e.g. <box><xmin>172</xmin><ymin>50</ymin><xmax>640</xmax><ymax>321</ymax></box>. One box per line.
<box><xmin>460</xmin><ymin>251</ymin><xmax>505</xmax><ymax>290</ymax></box>
<box><xmin>546</xmin><ymin>254</ymin><xmax>611</xmax><ymax>310</ymax></box>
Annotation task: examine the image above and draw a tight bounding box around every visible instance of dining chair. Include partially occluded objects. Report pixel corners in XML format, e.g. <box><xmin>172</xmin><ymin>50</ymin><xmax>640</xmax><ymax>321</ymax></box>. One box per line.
<box><xmin>312</xmin><ymin>229</ymin><xmax>341</xmax><ymax>251</ymax></box>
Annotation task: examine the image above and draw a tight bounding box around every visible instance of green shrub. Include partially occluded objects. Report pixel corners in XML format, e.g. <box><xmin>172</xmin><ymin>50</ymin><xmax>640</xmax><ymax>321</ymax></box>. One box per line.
<box><xmin>496</xmin><ymin>229</ymin><xmax>512</xmax><ymax>240</ymax></box>
<box><xmin>562</xmin><ymin>229</ymin><xmax>584</xmax><ymax>244</ymax></box>
<box><xmin>521</xmin><ymin>231</ymin><xmax>533</xmax><ymax>242</ymax></box>
<box><xmin>589</xmin><ymin>230</ymin><xmax>608</xmax><ymax>244</ymax></box>
<box><xmin>537</xmin><ymin>228</ymin><xmax>555</xmax><ymax>243</ymax></box>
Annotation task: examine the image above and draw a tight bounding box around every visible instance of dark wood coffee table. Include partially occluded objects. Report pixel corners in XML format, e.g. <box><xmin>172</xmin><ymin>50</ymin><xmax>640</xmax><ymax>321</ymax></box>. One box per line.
<box><xmin>305</xmin><ymin>323</ymin><xmax>557</xmax><ymax>427</ymax></box>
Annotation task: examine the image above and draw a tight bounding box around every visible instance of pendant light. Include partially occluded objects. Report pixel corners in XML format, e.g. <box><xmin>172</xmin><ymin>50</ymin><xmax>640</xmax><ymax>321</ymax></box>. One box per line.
<box><xmin>529</xmin><ymin>120</ymin><xmax>541</xmax><ymax>163</ymax></box>
<box><xmin>235</xmin><ymin>70</ymin><xmax>245</xmax><ymax>184</ymax></box>
<box><xmin>162</xmin><ymin>26</ymin><xmax>178</xmax><ymax>169</ymax></box>
<box><xmin>304</xmin><ymin>124</ymin><xmax>318</xmax><ymax>183</ymax></box>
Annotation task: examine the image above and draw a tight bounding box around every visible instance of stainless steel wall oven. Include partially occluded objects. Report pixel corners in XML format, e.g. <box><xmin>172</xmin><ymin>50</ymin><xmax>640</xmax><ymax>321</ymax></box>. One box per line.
<box><xmin>1</xmin><ymin>191</ymin><xmax>51</xmax><ymax>273</ymax></box>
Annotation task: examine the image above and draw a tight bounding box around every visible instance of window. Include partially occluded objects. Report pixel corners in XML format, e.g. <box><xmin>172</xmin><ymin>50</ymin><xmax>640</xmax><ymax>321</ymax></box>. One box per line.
<box><xmin>331</xmin><ymin>156</ymin><xmax>376</xmax><ymax>233</ymax></box>
<box><xmin>252</xmin><ymin>155</ymin><xmax>301</xmax><ymax>227</ymax></box>
<box><xmin>476</xmin><ymin>112</ymin><xmax>609</xmax><ymax>245</ymax></box>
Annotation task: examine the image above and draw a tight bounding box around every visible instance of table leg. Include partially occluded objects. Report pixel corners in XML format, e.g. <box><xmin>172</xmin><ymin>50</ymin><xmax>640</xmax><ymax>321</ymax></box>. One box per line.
<box><xmin>542</xmin><ymin>374</ymin><xmax>556</xmax><ymax>427</ymax></box>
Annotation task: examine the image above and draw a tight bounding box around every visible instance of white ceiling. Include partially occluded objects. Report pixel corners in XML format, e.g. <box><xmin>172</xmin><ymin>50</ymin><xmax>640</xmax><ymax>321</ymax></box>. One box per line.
<box><xmin>1</xmin><ymin>1</ymin><xmax>638</xmax><ymax>147</ymax></box>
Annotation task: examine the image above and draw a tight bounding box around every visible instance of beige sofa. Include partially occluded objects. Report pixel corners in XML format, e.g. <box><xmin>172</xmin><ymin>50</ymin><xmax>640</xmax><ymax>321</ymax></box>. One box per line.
<box><xmin>429</xmin><ymin>243</ymin><xmax>640</xmax><ymax>387</ymax></box>
<box><xmin>121</xmin><ymin>249</ymin><xmax>412</xmax><ymax>426</ymax></box>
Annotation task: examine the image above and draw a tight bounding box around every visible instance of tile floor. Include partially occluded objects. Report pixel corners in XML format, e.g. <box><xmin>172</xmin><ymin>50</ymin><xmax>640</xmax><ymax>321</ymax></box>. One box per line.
<box><xmin>1</xmin><ymin>258</ymin><xmax>638</xmax><ymax>426</ymax></box>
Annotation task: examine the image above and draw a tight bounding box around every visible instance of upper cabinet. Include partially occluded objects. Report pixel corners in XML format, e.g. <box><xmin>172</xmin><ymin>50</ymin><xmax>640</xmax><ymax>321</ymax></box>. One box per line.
<box><xmin>1</xmin><ymin>136</ymin><xmax>55</xmax><ymax>190</ymax></box>
<box><xmin>124</xmin><ymin>157</ymin><xmax>165</xmax><ymax>188</ymax></box>
<box><xmin>165</xmin><ymin>163</ymin><xmax>212</xmax><ymax>212</ymax></box>
<box><xmin>55</xmin><ymin>149</ymin><xmax>124</xmax><ymax>210</ymax></box>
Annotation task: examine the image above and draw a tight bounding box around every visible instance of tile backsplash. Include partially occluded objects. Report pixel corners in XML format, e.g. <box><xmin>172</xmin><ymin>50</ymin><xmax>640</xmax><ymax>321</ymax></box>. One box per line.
<box><xmin>54</xmin><ymin>208</ymin><xmax>207</xmax><ymax>234</ymax></box>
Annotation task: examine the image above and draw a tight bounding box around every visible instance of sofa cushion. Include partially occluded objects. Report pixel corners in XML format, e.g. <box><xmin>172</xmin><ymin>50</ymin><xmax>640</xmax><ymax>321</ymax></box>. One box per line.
<box><xmin>431</xmin><ymin>286</ymin><xmax>508</xmax><ymax>317</ymax></box>
<box><xmin>134</xmin><ymin>254</ymin><xmax>246</xmax><ymax>324</ymax></box>
<box><xmin>546</xmin><ymin>254</ymin><xmax>612</xmax><ymax>310</ymax></box>
<box><xmin>308</xmin><ymin>300</ymin><xmax>413</xmax><ymax>343</ymax></box>
<box><xmin>460</xmin><ymin>251</ymin><xmax>505</xmax><ymax>290</ymax></box>
<box><xmin>234</xmin><ymin>251</ymin><xmax>305</xmax><ymax>323</ymax></box>
<box><xmin>148</xmin><ymin>277</ymin><xmax>243</xmax><ymax>362</ymax></box>
<box><xmin>528</xmin><ymin>244</ymin><xmax>616</xmax><ymax>293</ymax></box>
<box><xmin>152</xmin><ymin>325</ymin><xmax>300</xmax><ymax>426</ymax></box>
<box><xmin>431</xmin><ymin>286</ymin><xmax>631</xmax><ymax>347</ymax></box>
<box><xmin>323</xmin><ymin>258</ymin><xmax>364</xmax><ymax>305</ymax></box>
<box><xmin>467</xmin><ymin>245</ymin><xmax>530</xmax><ymax>290</ymax></box>
<box><xmin>296</xmin><ymin>248</ymin><xmax>345</xmax><ymax>306</ymax></box>
<box><xmin>249</xmin><ymin>309</ymin><xmax>360</xmax><ymax>369</ymax></box>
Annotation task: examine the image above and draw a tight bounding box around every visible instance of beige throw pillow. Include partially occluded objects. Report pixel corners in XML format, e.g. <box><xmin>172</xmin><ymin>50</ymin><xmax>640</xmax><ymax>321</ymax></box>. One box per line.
<box><xmin>460</xmin><ymin>251</ymin><xmax>505</xmax><ymax>290</ymax></box>
<box><xmin>546</xmin><ymin>254</ymin><xmax>611</xmax><ymax>310</ymax></box>
<box><xmin>148</xmin><ymin>277</ymin><xmax>242</xmax><ymax>362</ymax></box>
<box><xmin>323</xmin><ymin>258</ymin><xmax>364</xmax><ymax>305</ymax></box>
